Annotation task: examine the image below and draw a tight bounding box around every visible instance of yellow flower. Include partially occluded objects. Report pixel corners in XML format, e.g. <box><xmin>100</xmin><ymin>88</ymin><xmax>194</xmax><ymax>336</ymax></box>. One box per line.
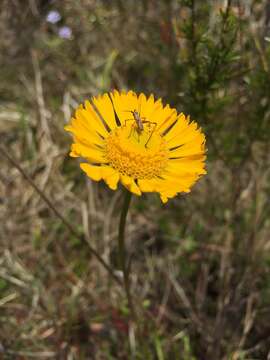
<box><xmin>65</xmin><ymin>90</ymin><xmax>206</xmax><ymax>203</ymax></box>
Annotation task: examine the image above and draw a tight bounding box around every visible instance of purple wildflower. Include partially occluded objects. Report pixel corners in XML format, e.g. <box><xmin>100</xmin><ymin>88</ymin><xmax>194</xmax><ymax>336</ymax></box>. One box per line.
<box><xmin>58</xmin><ymin>26</ymin><xmax>72</xmax><ymax>39</ymax></box>
<box><xmin>46</xmin><ymin>10</ymin><xmax>61</xmax><ymax>24</ymax></box>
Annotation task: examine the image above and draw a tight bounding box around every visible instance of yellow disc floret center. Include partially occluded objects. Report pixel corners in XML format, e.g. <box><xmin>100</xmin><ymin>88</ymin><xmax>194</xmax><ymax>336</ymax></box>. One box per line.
<box><xmin>105</xmin><ymin>123</ymin><xmax>169</xmax><ymax>179</ymax></box>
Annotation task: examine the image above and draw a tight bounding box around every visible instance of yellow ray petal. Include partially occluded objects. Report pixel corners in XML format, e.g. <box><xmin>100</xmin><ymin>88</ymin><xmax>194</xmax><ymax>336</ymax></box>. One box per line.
<box><xmin>92</xmin><ymin>93</ymin><xmax>118</xmax><ymax>130</ymax></box>
<box><xmin>169</xmin><ymin>135</ymin><xmax>206</xmax><ymax>158</ymax></box>
<box><xmin>65</xmin><ymin>117</ymin><xmax>104</xmax><ymax>146</ymax></box>
<box><xmin>80</xmin><ymin>163</ymin><xmax>103</xmax><ymax>181</ymax></box>
<box><xmin>155</xmin><ymin>106</ymin><xmax>178</xmax><ymax>134</ymax></box>
<box><xmin>161</xmin><ymin>172</ymin><xmax>200</xmax><ymax>192</ymax></box>
<box><xmin>70</xmin><ymin>143</ymin><xmax>106</xmax><ymax>163</ymax></box>
<box><xmin>167</xmin><ymin>157</ymin><xmax>206</xmax><ymax>174</ymax></box>
<box><xmin>137</xmin><ymin>179</ymin><xmax>158</xmax><ymax>192</ymax></box>
<box><xmin>80</xmin><ymin>164</ymin><xmax>120</xmax><ymax>190</ymax></box>
<box><xmin>138</xmin><ymin>93</ymin><xmax>155</xmax><ymax>120</ymax></box>
<box><xmin>101</xmin><ymin>167</ymin><xmax>120</xmax><ymax>190</ymax></box>
<box><xmin>110</xmin><ymin>90</ymin><xmax>138</xmax><ymax>125</ymax></box>
<box><xmin>160</xmin><ymin>194</ymin><xmax>169</xmax><ymax>203</ymax></box>
<box><xmin>153</xmin><ymin>179</ymin><xmax>181</xmax><ymax>203</ymax></box>
<box><xmin>162</xmin><ymin>114</ymin><xmax>190</xmax><ymax>140</ymax></box>
<box><xmin>165</xmin><ymin>120</ymin><xmax>200</xmax><ymax>147</ymax></box>
<box><xmin>144</xmin><ymin>98</ymin><xmax>164</xmax><ymax>123</ymax></box>
<box><xmin>120</xmin><ymin>175</ymin><xmax>142</xmax><ymax>196</ymax></box>
<box><xmin>84</xmin><ymin>100</ymin><xmax>110</xmax><ymax>137</ymax></box>
<box><xmin>72</xmin><ymin>136</ymin><xmax>104</xmax><ymax>151</ymax></box>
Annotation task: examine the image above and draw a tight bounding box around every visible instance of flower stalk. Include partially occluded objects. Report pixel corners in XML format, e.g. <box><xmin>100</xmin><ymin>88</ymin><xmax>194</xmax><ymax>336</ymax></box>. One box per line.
<box><xmin>118</xmin><ymin>188</ymin><xmax>136</xmax><ymax>320</ymax></box>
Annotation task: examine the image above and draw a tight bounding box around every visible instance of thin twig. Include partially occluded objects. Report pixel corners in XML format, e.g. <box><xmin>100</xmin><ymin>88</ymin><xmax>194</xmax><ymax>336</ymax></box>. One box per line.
<box><xmin>0</xmin><ymin>145</ymin><xmax>122</xmax><ymax>286</ymax></box>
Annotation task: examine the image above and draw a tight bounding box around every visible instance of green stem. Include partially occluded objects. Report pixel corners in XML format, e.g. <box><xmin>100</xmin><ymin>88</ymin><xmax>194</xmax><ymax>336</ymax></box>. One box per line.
<box><xmin>118</xmin><ymin>189</ymin><xmax>136</xmax><ymax>320</ymax></box>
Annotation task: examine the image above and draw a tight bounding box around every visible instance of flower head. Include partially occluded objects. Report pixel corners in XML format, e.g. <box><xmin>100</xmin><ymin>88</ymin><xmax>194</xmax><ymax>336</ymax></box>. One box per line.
<box><xmin>58</xmin><ymin>26</ymin><xmax>72</xmax><ymax>39</ymax></box>
<box><xmin>65</xmin><ymin>91</ymin><xmax>206</xmax><ymax>202</ymax></box>
<box><xmin>46</xmin><ymin>10</ymin><xmax>61</xmax><ymax>24</ymax></box>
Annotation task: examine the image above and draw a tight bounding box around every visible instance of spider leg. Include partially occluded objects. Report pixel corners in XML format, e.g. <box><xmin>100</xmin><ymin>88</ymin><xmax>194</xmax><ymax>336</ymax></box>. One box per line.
<box><xmin>138</xmin><ymin>96</ymin><xmax>142</xmax><ymax>118</ymax></box>
<box><xmin>128</xmin><ymin>127</ymin><xmax>133</xmax><ymax>139</ymax></box>
<box><xmin>145</xmin><ymin>122</ymin><xmax>157</xmax><ymax>148</ymax></box>
<box><xmin>124</xmin><ymin>119</ymin><xmax>135</xmax><ymax>126</ymax></box>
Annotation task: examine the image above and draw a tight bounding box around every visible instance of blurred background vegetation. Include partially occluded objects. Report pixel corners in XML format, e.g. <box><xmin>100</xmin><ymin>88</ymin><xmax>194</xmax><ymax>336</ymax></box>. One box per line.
<box><xmin>1</xmin><ymin>0</ymin><xmax>270</xmax><ymax>359</ymax></box>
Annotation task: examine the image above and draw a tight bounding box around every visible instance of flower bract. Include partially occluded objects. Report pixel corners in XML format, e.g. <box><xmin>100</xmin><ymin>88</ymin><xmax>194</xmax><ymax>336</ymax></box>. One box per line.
<box><xmin>65</xmin><ymin>91</ymin><xmax>206</xmax><ymax>202</ymax></box>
